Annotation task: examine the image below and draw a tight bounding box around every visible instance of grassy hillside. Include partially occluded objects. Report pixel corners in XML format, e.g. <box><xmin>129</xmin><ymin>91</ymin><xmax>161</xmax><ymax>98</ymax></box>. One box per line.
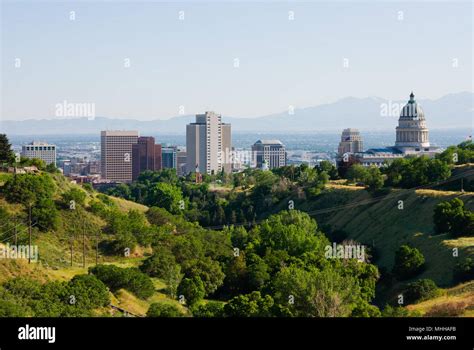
<box><xmin>0</xmin><ymin>167</ymin><xmax>472</xmax><ymax>317</ymax></box>
<box><xmin>406</xmin><ymin>281</ymin><xmax>474</xmax><ymax>317</ymax></box>
<box><xmin>295</xmin><ymin>167</ymin><xmax>474</xmax><ymax>306</ymax></box>
<box><xmin>0</xmin><ymin>171</ymin><xmax>182</xmax><ymax>316</ymax></box>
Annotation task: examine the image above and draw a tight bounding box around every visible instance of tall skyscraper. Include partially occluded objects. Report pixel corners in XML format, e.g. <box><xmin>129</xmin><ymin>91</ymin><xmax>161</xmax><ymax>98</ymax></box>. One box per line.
<box><xmin>186</xmin><ymin>111</ymin><xmax>232</xmax><ymax>175</ymax></box>
<box><xmin>252</xmin><ymin>139</ymin><xmax>286</xmax><ymax>169</ymax></box>
<box><xmin>337</xmin><ymin>128</ymin><xmax>363</xmax><ymax>155</ymax></box>
<box><xmin>132</xmin><ymin>136</ymin><xmax>162</xmax><ymax>181</ymax></box>
<box><xmin>21</xmin><ymin>141</ymin><xmax>57</xmax><ymax>166</ymax></box>
<box><xmin>100</xmin><ymin>130</ymin><xmax>138</xmax><ymax>182</ymax></box>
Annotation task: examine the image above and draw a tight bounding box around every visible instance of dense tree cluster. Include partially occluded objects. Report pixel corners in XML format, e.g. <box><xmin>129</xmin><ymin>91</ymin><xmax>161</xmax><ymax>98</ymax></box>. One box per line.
<box><xmin>434</xmin><ymin>198</ymin><xmax>474</xmax><ymax>237</ymax></box>
<box><xmin>0</xmin><ymin>275</ymin><xmax>109</xmax><ymax>317</ymax></box>
<box><xmin>383</xmin><ymin>156</ymin><xmax>451</xmax><ymax>189</ymax></box>
<box><xmin>89</xmin><ymin>265</ymin><xmax>155</xmax><ymax>299</ymax></box>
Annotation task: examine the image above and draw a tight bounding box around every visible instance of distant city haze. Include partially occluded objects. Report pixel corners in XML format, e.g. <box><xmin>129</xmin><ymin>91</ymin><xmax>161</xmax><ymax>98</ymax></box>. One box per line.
<box><xmin>1</xmin><ymin>1</ymin><xmax>472</xmax><ymax>121</ymax></box>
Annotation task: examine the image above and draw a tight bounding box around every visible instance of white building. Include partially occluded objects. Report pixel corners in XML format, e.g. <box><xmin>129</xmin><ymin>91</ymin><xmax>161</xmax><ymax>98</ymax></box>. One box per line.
<box><xmin>186</xmin><ymin>112</ymin><xmax>232</xmax><ymax>175</ymax></box>
<box><xmin>21</xmin><ymin>141</ymin><xmax>57</xmax><ymax>166</ymax></box>
<box><xmin>346</xmin><ymin>92</ymin><xmax>441</xmax><ymax>167</ymax></box>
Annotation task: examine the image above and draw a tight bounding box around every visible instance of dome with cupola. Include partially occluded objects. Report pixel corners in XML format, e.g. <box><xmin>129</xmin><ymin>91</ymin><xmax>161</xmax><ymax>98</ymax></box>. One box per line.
<box><xmin>395</xmin><ymin>92</ymin><xmax>430</xmax><ymax>150</ymax></box>
<box><xmin>400</xmin><ymin>92</ymin><xmax>425</xmax><ymax>120</ymax></box>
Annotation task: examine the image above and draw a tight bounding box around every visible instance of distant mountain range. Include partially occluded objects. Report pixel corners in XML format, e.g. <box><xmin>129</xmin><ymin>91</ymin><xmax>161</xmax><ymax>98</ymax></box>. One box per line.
<box><xmin>1</xmin><ymin>92</ymin><xmax>472</xmax><ymax>135</ymax></box>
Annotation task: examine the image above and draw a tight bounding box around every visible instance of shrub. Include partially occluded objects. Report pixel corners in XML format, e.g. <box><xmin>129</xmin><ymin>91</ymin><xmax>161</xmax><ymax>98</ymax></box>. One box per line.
<box><xmin>393</xmin><ymin>245</ymin><xmax>425</xmax><ymax>280</ymax></box>
<box><xmin>67</xmin><ymin>274</ymin><xmax>110</xmax><ymax>309</ymax></box>
<box><xmin>147</xmin><ymin>303</ymin><xmax>183</xmax><ymax>317</ymax></box>
<box><xmin>425</xmin><ymin>302</ymin><xmax>466</xmax><ymax>317</ymax></box>
<box><xmin>177</xmin><ymin>277</ymin><xmax>206</xmax><ymax>306</ymax></box>
<box><xmin>404</xmin><ymin>279</ymin><xmax>439</xmax><ymax>304</ymax></box>
<box><xmin>89</xmin><ymin>265</ymin><xmax>155</xmax><ymax>299</ymax></box>
<box><xmin>191</xmin><ymin>301</ymin><xmax>225</xmax><ymax>317</ymax></box>
<box><xmin>453</xmin><ymin>258</ymin><xmax>474</xmax><ymax>283</ymax></box>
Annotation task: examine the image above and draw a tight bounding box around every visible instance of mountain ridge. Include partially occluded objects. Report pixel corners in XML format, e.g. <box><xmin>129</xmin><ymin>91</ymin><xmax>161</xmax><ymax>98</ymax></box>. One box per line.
<box><xmin>1</xmin><ymin>92</ymin><xmax>472</xmax><ymax>135</ymax></box>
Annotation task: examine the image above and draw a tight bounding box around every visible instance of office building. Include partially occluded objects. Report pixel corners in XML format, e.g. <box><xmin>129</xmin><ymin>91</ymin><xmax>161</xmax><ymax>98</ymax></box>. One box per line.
<box><xmin>132</xmin><ymin>136</ymin><xmax>162</xmax><ymax>181</ymax></box>
<box><xmin>186</xmin><ymin>111</ymin><xmax>232</xmax><ymax>174</ymax></box>
<box><xmin>100</xmin><ymin>130</ymin><xmax>138</xmax><ymax>182</ymax></box>
<box><xmin>162</xmin><ymin>146</ymin><xmax>178</xmax><ymax>170</ymax></box>
<box><xmin>252</xmin><ymin>139</ymin><xmax>287</xmax><ymax>169</ymax></box>
<box><xmin>21</xmin><ymin>141</ymin><xmax>57</xmax><ymax>166</ymax></box>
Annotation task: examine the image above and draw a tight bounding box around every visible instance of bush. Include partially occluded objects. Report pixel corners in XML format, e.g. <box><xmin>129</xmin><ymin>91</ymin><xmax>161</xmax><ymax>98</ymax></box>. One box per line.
<box><xmin>434</xmin><ymin>198</ymin><xmax>474</xmax><ymax>237</ymax></box>
<box><xmin>140</xmin><ymin>248</ymin><xmax>177</xmax><ymax>278</ymax></box>
<box><xmin>177</xmin><ymin>277</ymin><xmax>206</xmax><ymax>306</ymax></box>
<box><xmin>223</xmin><ymin>291</ymin><xmax>274</xmax><ymax>317</ymax></box>
<box><xmin>453</xmin><ymin>258</ymin><xmax>474</xmax><ymax>283</ymax></box>
<box><xmin>0</xmin><ymin>299</ymin><xmax>27</xmax><ymax>317</ymax></box>
<box><xmin>147</xmin><ymin>303</ymin><xmax>183</xmax><ymax>317</ymax></box>
<box><xmin>67</xmin><ymin>274</ymin><xmax>110</xmax><ymax>309</ymax></box>
<box><xmin>381</xmin><ymin>305</ymin><xmax>420</xmax><ymax>317</ymax></box>
<box><xmin>191</xmin><ymin>301</ymin><xmax>225</xmax><ymax>317</ymax></box>
<box><xmin>61</xmin><ymin>188</ymin><xmax>87</xmax><ymax>208</ymax></box>
<box><xmin>404</xmin><ymin>279</ymin><xmax>439</xmax><ymax>304</ymax></box>
<box><xmin>393</xmin><ymin>245</ymin><xmax>425</xmax><ymax>280</ymax></box>
<box><xmin>425</xmin><ymin>302</ymin><xmax>466</xmax><ymax>317</ymax></box>
<box><xmin>89</xmin><ymin>265</ymin><xmax>155</xmax><ymax>299</ymax></box>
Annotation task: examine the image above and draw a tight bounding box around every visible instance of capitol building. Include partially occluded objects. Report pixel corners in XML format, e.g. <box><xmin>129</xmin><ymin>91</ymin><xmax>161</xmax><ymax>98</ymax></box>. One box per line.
<box><xmin>338</xmin><ymin>92</ymin><xmax>441</xmax><ymax>167</ymax></box>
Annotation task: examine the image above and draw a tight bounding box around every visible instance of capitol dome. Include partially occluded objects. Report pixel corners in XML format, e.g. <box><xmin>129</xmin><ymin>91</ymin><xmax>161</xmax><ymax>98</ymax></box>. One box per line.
<box><xmin>395</xmin><ymin>92</ymin><xmax>430</xmax><ymax>150</ymax></box>
<box><xmin>400</xmin><ymin>92</ymin><xmax>425</xmax><ymax>120</ymax></box>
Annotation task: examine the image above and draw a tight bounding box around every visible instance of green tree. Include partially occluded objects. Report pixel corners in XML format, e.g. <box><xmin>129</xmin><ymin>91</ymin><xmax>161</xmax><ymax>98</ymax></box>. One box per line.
<box><xmin>147</xmin><ymin>303</ymin><xmax>183</xmax><ymax>317</ymax></box>
<box><xmin>0</xmin><ymin>134</ymin><xmax>14</xmax><ymax>165</ymax></box>
<box><xmin>346</xmin><ymin>164</ymin><xmax>369</xmax><ymax>183</ymax></box>
<box><xmin>146</xmin><ymin>182</ymin><xmax>184</xmax><ymax>214</ymax></box>
<box><xmin>453</xmin><ymin>258</ymin><xmax>474</xmax><ymax>283</ymax></box>
<box><xmin>404</xmin><ymin>279</ymin><xmax>439</xmax><ymax>304</ymax></box>
<box><xmin>393</xmin><ymin>245</ymin><xmax>425</xmax><ymax>280</ymax></box>
<box><xmin>177</xmin><ymin>276</ymin><xmax>206</xmax><ymax>306</ymax></box>
<box><xmin>66</xmin><ymin>274</ymin><xmax>110</xmax><ymax>309</ymax></box>
<box><xmin>317</xmin><ymin>160</ymin><xmax>339</xmax><ymax>180</ymax></box>
<box><xmin>224</xmin><ymin>291</ymin><xmax>274</xmax><ymax>317</ymax></box>
<box><xmin>191</xmin><ymin>301</ymin><xmax>225</xmax><ymax>317</ymax></box>
<box><xmin>272</xmin><ymin>265</ymin><xmax>358</xmax><ymax>317</ymax></box>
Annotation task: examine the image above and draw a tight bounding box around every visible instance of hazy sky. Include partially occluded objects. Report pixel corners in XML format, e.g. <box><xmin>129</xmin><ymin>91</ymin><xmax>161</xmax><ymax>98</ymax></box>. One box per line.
<box><xmin>1</xmin><ymin>0</ymin><xmax>472</xmax><ymax>121</ymax></box>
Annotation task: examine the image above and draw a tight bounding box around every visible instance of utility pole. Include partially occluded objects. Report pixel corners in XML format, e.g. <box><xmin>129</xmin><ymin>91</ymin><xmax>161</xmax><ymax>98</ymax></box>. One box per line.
<box><xmin>82</xmin><ymin>218</ymin><xmax>86</xmax><ymax>268</ymax></box>
<box><xmin>14</xmin><ymin>217</ymin><xmax>17</xmax><ymax>246</ymax></box>
<box><xmin>96</xmin><ymin>229</ymin><xmax>99</xmax><ymax>266</ymax></box>
<box><xmin>28</xmin><ymin>204</ymin><xmax>32</xmax><ymax>264</ymax></box>
<box><xmin>70</xmin><ymin>230</ymin><xmax>74</xmax><ymax>267</ymax></box>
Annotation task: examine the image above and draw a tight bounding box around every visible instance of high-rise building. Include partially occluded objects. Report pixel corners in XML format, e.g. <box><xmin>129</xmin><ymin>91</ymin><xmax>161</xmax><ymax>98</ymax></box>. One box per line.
<box><xmin>251</xmin><ymin>139</ymin><xmax>286</xmax><ymax>169</ymax></box>
<box><xmin>186</xmin><ymin>111</ymin><xmax>232</xmax><ymax>175</ymax></box>
<box><xmin>162</xmin><ymin>146</ymin><xmax>178</xmax><ymax>170</ymax></box>
<box><xmin>100</xmin><ymin>130</ymin><xmax>138</xmax><ymax>182</ymax></box>
<box><xmin>337</xmin><ymin>128</ymin><xmax>363</xmax><ymax>155</ymax></box>
<box><xmin>132</xmin><ymin>136</ymin><xmax>162</xmax><ymax>181</ymax></box>
<box><xmin>21</xmin><ymin>141</ymin><xmax>57</xmax><ymax>166</ymax></box>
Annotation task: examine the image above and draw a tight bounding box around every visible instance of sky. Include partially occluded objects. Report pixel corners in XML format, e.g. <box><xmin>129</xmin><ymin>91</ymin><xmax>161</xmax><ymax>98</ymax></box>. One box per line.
<box><xmin>1</xmin><ymin>0</ymin><xmax>472</xmax><ymax>121</ymax></box>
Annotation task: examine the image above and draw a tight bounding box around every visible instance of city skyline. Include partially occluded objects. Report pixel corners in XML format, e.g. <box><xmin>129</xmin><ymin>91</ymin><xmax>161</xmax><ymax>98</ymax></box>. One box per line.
<box><xmin>2</xmin><ymin>1</ymin><xmax>472</xmax><ymax>121</ymax></box>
